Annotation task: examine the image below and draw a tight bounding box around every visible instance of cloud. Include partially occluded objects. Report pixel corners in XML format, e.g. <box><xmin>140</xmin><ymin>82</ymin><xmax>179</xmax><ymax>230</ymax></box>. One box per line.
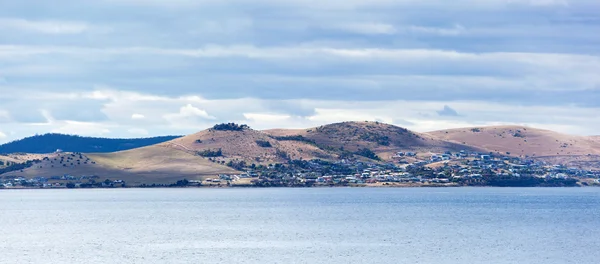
<box><xmin>437</xmin><ymin>105</ymin><xmax>460</xmax><ymax>117</ymax></box>
<box><xmin>405</xmin><ymin>24</ymin><xmax>466</xmax><ymax>36</ymax></box>
<box><xmin>131</xmin><ymin>113</ymin><xmax>145</xmax><ymax>120</ymax></box>
<box><xmin>163</xmin><ymin>104</ymin><xmax>216</xmax><ymax>129</ymax></box>
<box><xmin>243</xmin><ymin>113</ymin><xmax>291</xmax><ymax>122</ymax></box>
<box><xmin>0</xmin><ymin>110</ymin><xmax>11</xmax><ymax>122</ymax></box>
<box><xmin>128</xmin><ymin>128</ymin><xmax>149</xmax><ymax>135</ymax></box>
<box><xmin>0</xmin><ymin>131</ymin><xmax>6</xmax><ymax>139</ymax></box>
<box><xmin>1</xmin><ymin>0</ymin><xmax>599</xmax><ymax>142</ymax></box>
<box><xmin>0</xmin><ymin>18</ymin><xmax>89</xmax><ymax>34</ymax></box>
<box><xmin>176</xmin><ymin>104</ymin><xmax>215</xmax><ymax>119</ymax></box>
<box><xmin>50</xmin><ymin>121</ymin><xmax>112</xmax><ymax>136</ymax></box>
<box><xmin>328</xmin><ymin>22</ymin><xmax>396</xmax><ymax>35</ymax></box>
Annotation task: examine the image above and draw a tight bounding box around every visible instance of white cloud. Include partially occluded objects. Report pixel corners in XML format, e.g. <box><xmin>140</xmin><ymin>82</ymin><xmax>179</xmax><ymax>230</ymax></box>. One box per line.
<box><xmin>406</xmin><ymin>24</ymin><xmax>466</xmax><ymax>36</ymax></box>
<box><xmin>162</xmin><ymin>104</ymin><xmax>216</xmax><ymax>129</ymax></box>
<box><xmin>1</xmin><ymin>88</ymin><xmax>599</xmax><ymax>139</ymax></box>
<box><xmin>243</xmin><ymin>113</ymin><xmax>291</xmax><ymax>122</ymax></box>
<box><xmin>50</xmin><ymin>120</ymin><xmax>112</xmax><ymax>136</ymax></box>
<box><xmin>329</xmin><ymin>22</ymin><xmax>396</xmax><ymax>35</ymax></box>
<box><xmin>177</xmin><ymin>104</ymin><xmax>215</xmax><ymax>119</ymax></box>
<box><xmin>0</xmin><ymin>131</ymin><xmax>6</xmax><ymax>139</ymax></box>
<box><xmin>128</xmin><ymin>128</ymin><xmax>149</xmax><ymax>135</ymax></box>
<box><xmin>0</xmin><ymin>110</ymin><xmax>11</xmax><ymax>122</ymax></box>
<box><xmin>131</xmin><ymin>113</ymin><xmax>145</xmax><ymax>120</ymax></box>
<box><xmin>3</xmin><ymin>44</ymin><xmax>598</xmax><ymax>69</ymax></box>
<box><xmin>0</xmin><ymin>18</ymin><xmax>89</xmax><ymax>34</ymax></box>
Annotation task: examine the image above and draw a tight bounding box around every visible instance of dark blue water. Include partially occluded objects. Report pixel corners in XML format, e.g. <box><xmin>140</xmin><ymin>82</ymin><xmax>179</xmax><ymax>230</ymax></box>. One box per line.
<box><xmin>1</xmin><ymin>188</ymin><xmax>599</xmax><ymax>264</ymax></box>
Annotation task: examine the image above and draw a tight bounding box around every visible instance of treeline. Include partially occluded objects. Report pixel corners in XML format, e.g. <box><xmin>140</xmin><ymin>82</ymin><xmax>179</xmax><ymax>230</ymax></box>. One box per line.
<box><xmin>0</xmin><ymin>133</ymin><xmax>182</xmax><ymax>154</ymax></box>
<box><xmin>463</xmin><ymin>175</ymin><xmax>579</xmax><ymax>187</ymax></box>
<box><xmin>270</xmin><ymin>135</ymin><xmax>316</xmax><ymax>145</ymax></box>
<box><xmin>211</xmin><ymin>123</ymin><xmax>250</xmax><ymax>131</ymax></box>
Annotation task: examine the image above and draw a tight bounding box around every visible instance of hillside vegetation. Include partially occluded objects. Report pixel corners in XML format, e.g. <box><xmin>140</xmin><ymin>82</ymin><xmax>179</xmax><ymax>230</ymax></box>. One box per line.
<box><xmin>265</xmin><ymin>121</ymin><xmax>481</xmax><ymax>160</ymax></box>
<box><xmin>162</xmin><ymin>124</ymin><xmax>334</xmax><ymax>164</ymax></box>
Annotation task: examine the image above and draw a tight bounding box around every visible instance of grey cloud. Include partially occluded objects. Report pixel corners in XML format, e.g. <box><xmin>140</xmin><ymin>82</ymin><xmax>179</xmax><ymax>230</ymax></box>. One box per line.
<box><xmin>437</xmin><ymin>105</ymin><xmax>460</xmax><ymax>117</ymax></box>
<box><xmin>1</xmin><ymin>0</ymin><xmax>600</xmax><ymax>141</ymax></box>
<box><xmin>392</xmin><ymin>119</ymin><xmax>415</xmax><ymax>127</ymax></box>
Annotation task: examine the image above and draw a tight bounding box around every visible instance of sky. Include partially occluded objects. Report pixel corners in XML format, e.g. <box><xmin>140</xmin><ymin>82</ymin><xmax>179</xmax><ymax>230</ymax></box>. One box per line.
<box><xmin>0</xmin><ymin>0</ymin><xmax>599</xmax><ymax>143</ymax></box>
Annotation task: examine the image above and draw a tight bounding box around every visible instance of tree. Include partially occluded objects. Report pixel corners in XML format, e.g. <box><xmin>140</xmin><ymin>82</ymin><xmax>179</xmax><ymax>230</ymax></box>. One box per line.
<box><xmin>255</xmin><ymin>140</ymin><xmax>272</xmax><ymax>148</ymax></box>
<box><xmin>197</xmin><ymin>148</ymin><xmax>223</xmax><ymax>157</ymax></box>
<box><xmin>173</xmin><ymin>179</ymin><xmax>189</xmax><ymax>187</ymax></box>
<box><xmin>355</xmin><ymin>148</ymin><xmax>381</xmax><ymax>161</ymax></box>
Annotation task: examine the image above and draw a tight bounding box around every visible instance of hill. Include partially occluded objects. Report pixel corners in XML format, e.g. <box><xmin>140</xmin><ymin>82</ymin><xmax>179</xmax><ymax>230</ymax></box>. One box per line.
<box><xmin>2</xmin><ymin>147</ymin><xmax>238</xmax><ymax>185</ymax></box>
<box><xmin>0</xmin><ymin>133</ymin><xmax>182</xmax><ymax>154</ymax></box>
<box><xmin>1</xmin><ymin>123</ymin><xmax>330</xmax><ymax>184</ymax></box>
<box><xmin>265</xmin><ymin>121</ymin><xmax>482</xmax><ymax>160</ymax></box>
<box><xmin>161</xmin><ymin>124</ymin><xmax>334</xmax><ymax>164</ymax></box>
<box><xmin>3</xmin><ymin>122</ymin><xmax>599</xmax><ymax>185</ymax></box>
<box><xmin>427</xmin><ymin>126</ymin><xmax>600</xmax><ymax>158</ymax></box>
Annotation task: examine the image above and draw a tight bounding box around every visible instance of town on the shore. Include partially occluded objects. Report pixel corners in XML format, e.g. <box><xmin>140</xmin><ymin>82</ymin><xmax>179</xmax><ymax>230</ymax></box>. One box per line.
<box><xmin>2</xmin><ymin>149</ymin><xmax>600</xmax><ymax>189</ymax></box>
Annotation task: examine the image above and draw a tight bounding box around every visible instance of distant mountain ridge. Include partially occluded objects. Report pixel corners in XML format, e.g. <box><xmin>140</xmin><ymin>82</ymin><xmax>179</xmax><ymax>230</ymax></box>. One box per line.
<box><xmin>0</xmin><ymin>133</ymin><xmax>182</xmax><ymax>154</ymax></box>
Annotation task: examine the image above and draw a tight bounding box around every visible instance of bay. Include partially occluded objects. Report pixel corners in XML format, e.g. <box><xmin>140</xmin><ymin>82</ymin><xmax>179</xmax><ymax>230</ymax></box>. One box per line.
<box><xmin>1</xmin><ymin>188</ymin><xmax>599</xmax><ymax>264</ymax></box>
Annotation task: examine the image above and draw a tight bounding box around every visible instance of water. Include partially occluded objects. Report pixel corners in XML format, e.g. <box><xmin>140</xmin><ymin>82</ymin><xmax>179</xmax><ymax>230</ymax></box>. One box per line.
<box><xmin>1</xmin><ymin>188</ymin><xmax>599</xmax><ymax>264</ymax></box>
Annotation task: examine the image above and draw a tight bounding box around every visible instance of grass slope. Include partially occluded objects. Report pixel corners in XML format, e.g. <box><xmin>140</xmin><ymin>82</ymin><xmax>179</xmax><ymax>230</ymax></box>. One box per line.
<box><xmin>2</xmin><ymin>147</ymin><xmax>238</xmax><ymax>185</ymax></box>
<box><xmin>428</xmin><ymin>125</ymin><xmax>600</xmax><ymax>157</ymax></box>
<box><xmin>164</xmin><ymin>127</ymin><xmax>334</xmax><ymax>164</ymax></box>
<box><xmin>266</xmin><ymin>121</ymin><xmax>481</xmax><ymax>160</ymax></box>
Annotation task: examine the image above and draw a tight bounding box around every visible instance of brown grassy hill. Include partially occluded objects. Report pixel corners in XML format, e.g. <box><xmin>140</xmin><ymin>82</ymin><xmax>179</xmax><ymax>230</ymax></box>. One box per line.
<box><xmin>2</xmin><ymin>147</ymin><xmax>238</xmax><ymax>185</ymax></box>
<box><xmin>162</xmin><ymin>126</ymin><xmax>334</xmax><ymax>164</ymax></box>
<box><xmin>5</xmin><ymin>123</ymin><xmax>598</xmax><ymax>183</ymax></box>
<box><xmin>428</xmin><ymin>126</ymin><xmax>600</xmax><ymax>158</ymax></box>
<box><xmin>265</xmin><ymin>121</ymin><xmax>481</xmax><ymax>160</ymax></box>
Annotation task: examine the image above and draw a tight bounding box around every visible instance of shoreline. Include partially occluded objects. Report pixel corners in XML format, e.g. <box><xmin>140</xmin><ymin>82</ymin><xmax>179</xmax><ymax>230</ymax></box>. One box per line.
<box><xmin>1</xmin><ymin>184</ymin><xmax>595</xmax><ymax>190</ymax></box>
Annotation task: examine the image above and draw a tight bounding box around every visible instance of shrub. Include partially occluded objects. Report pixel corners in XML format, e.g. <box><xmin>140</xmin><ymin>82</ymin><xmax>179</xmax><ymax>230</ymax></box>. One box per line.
<box><xmin>355</xmin><ymin>148</ymin><xmax>381</xmax><ymax>161</ymax></box>
<box><xmin>270</xmin><ymin>135</ymin><xmax>316</xmax><ymax>145</ymax></box>
<box><xmin>358</xmin><ymin>133</ymin><xmax>390</xmax><ymax>146</ymax></box>
<box><xmin>255</xmin><ymin>140</ymin><xmax>272</xmax><ymax>148</ymax></box>
<box><xmin>513</xmin><ymin>130</ymin><xmax>524</xmax><ymax>138</ymax></box>
<box><xmin>275</xmin><ymin>149</ymin><xmax>290</xmax><ymax>160</ymax></box>
<box><xmin>197</xmin><ymin>148</ymin><xmax>222</xmax><ymax>157</ymax></box>
<box><xmin>226</xmin><ymin>160</ymin><xmax>247</xmax><ymax>170</ymax></box>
